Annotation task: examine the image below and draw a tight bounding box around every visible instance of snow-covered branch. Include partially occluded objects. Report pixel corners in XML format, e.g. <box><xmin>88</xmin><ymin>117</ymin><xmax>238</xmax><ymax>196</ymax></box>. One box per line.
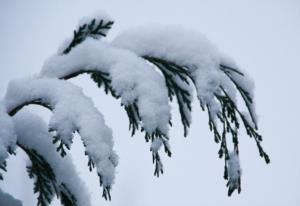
<box><xmin>4</xmin><ymin>78</ymin><xmax>118</xmax><ymax>200</ymax></box>
<box><xmin>14</xmin><ymin>111</ymin><xmax>91</xmax><ymax>206</ymax></box>
<box><xmin>0</xmin><ymin>11</ymin><xmax>269</xmax><ymax>201</ymax></box>
<box><xmin>112</xmin><ymin>25</ymin><xmax>269</xmax><ymax>195</ymax></box>
<box><xmin>41</xmin><ymin>38</ymin><xmax>172</xmax><ymax>176</ymax></box>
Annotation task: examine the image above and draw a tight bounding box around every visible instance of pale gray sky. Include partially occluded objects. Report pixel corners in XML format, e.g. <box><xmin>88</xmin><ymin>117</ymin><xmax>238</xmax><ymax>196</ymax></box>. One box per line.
<box><xmin>0</xmin><ymin>0</ymin><xmax>300</xmax><ymax>206</ymax></box>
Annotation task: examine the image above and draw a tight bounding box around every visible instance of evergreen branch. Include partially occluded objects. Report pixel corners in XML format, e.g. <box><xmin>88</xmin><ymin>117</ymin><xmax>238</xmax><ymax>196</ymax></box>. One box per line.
<box><xmin>144</xmin><ymin>56</ymin><xmax>193</xmax><ymax>136</ymax></box>
<box><xmin>62</xmin><ymin>19</ymin><xmax>114</xmax><ymax>54</ymax></box>
<box><xmin>141</xmin><ymin>56</ymin><xmax>268</xmax><ymax>195</ymax></box>
<box><xmin>19</xmin><ymin>144</ymin><xmax>78</xmax><ymax>206</ymax></box>
<box><xmin>9</xmin><ymin>99</ymin><xmax>52</xmax><ymax>116</ymax></box>
<box><xmin>147</xmin><ymin>130</ymin><xmax>172</xmax><ymax>177</ymax></box>
<box><xmin>220</xmin><ymin>64</ymin><xmax>257</xmax><ymax>129</ymax></box>
<box><xmin>59</xmin><ymin>183</ymin><xmax>77</xmax><ymax>206</ymax></box>
<box><xmin>218</xmin><ymin>87</ymin><xmax>270</xmax><ymax>164</ymax></box>
<box><xmin>90</xmin><ymin>71</ymin><xmax>118</xmax><ymax>98</ymax></box>
<box><xmin>124</xmin><ymin>103</ymin><xmax>140</xmax><ymax>136</ymax></box>
<box><xmin>21</xmin><ymin>147</ymin><xmax>58</xmax><ymax>206</ymax></box>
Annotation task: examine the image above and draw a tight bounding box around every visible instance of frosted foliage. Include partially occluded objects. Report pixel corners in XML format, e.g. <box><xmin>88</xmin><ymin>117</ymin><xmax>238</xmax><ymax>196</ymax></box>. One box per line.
<box><xmin>4</xmin><ymin>78</ymin><xmax>117</xmax><ymax>188</ymax></box>
<box><xmin>0</xmin><ymin>188</ymin><xmax>22</xmax><ymax>206</ymax></box>
<box><xmin>13</xmin><ymin>112</ymin><xmax>91</xmax><ymax>206</ymax></box>
<box><xmin>227</xmin><ymin>151</ymin><xmax>241</xmax><ymax>189</ymax></box>
<box><xmin>0</xmin><ymin>104</ymin><xmax>16</xmax><ymax>166</ymax></box>
<box><xmin>41</xmin><ymin>38</ymin><xmax>171</xmax><ymax>135</ymax></box>
<box><xmin>112</xmin><ymin>25</ymin><xmax>256</xmax><ymax>121</ymax></box>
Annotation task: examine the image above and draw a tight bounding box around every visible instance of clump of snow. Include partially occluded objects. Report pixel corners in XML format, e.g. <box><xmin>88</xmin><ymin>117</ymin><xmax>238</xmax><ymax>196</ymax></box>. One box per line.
<box><xmin>150</xmin><ymin>138</ymin><xmax>163</xmax><ymax>154</ymax></box>
<box><xmin>227</xmin><ymin>151</ymin><xmax>241</xmax><ymax>190</ymax></box>
<box><xmin>0</xmin><ymin>103</ymin><xmax>17</xmax><ymax>170</ymax></box>
<box><xmin>41</xmin><ymin>38</ymin><xmax>171</xmax><ymax>135</ymax></box>
<box><xmin>112</xmin><ymin>25</ymin><xmax>256</xmax><ymax>122</ymax></box>
<box><xmin>4</xmin><ymin>78</ymin><xmax>118</xmax><ymax>189</ymax></box>
<box><xmin>13</xmin><ymin>111</ymin><xmax>91</xmax><ymax>206</ymax></box>
<box><xmin>0</xmin><ymin>188</ymin><xmax>22</xmax><ymax>206</ymax></box>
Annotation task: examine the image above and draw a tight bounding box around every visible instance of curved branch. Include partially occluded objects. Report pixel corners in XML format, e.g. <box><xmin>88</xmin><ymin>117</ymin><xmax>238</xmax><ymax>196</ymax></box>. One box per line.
<box><xmin>9</xmin><ymin>99</ymin><xmax>52</xmax><ymax>116</ymax></box>
<box><xmin>12</xmin><ymin>111</ymin><xmax>93</xmax><ymax>206</ymax></box>
<box><xmin>41</xmin><ymin>39</ymin><xmax>172</xmax><ymax>176</ymax></box>
<box><xmin>4</xmin><ymin>78</ymin><xmax>118</xmax><ymax>200</ymax></box>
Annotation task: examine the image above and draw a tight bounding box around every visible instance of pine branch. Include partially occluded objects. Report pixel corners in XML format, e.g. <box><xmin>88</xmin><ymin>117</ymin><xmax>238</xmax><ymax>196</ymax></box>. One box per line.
<box><xmin>146</xmin><ymin>130</ymin><xmax>172</xmax><ymax>177</ymax></box>
<box><xmin>59</xmin><ymin>183</ymin><xmax>77</xmax><ymax>206</ymax></box>
<box><xmin>139</xmin><ymin>56</ymin><xmax>269</xmax><ymax>195</ymax></box>
<box><xmin>90</xmin><ymin>71</ymin><xmax>118</xmax><ymax>98</ymax></box>
<box><xmin>218</xmin><ymin>87</ymin><xmax>270</xmax><ymax>164</ymax></box>
<box><xmin>144</xmin><ymin>56</ymin><xmax>193</xmax><ymax>136</ymax></box>
<box><xmin>22</xmin><ymin>147</ymin><xmax>57</xmax><ymax>206</ymax></box>
<box><xmin>62</xmin><ymin>19</ymin><xmax>114</xmax><ymax>54</ymax></box>
<box><xmin>220</xmin><ymin>64</ymin><xmax>257</xmax><ymax>129</ymax></box>
<box><xmin>18</xmin><ymin>143</ymin><xmax>78</xmax><ymax>206</ymax></box>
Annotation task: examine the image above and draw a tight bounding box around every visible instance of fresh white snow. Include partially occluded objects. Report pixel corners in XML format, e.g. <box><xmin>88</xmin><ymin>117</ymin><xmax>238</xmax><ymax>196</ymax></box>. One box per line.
<box><xmin>112</xmin><ymin>25</ymin><xmax>257</xmax><ymax>123</ymax></box>
<box><xmin>227</xmin><ymin>150</ymin><xmax>241</xmax><ymax>190</ymax></box>
<box><xmin>42</xmin><ymin>38</ymin><xmax>171</xmax><ymax>136</ymax></box>
<box><xmin>4</xmin><ymin>78</ymin><xmax>118</xmax><ymax>189</ymax></box>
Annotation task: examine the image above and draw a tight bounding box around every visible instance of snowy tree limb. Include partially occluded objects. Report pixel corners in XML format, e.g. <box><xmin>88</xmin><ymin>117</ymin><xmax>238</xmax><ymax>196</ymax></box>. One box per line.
<box><xmin>13</xmin><ymin>112</ymin><xmax>91</xmax><ymax>206</ymax></box>
<box><xmin>4</xmin><ymin>78</ymin><xmax>118</xmax><ymax>200</ymax></box>
<box><xmin>41</xmin><ymin>39</ymin><xmax>172</xmax><ymax>177</ymax></box>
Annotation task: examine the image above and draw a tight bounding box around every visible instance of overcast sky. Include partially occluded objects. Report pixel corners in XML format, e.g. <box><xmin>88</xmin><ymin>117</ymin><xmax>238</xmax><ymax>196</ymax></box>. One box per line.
<box><xmin>0</xmin><ymin>0</ymin><xmax>300</xmax><ymax>206</ymax></box>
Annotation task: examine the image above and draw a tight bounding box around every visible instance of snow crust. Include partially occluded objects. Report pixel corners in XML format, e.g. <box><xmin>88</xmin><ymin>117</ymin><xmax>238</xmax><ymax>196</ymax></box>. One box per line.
<box><xmin>13</xmin><ymin>111</ymin><xmax>91</xmax><ymax>206</ymax></box>
<box><xmin>0</xmin><ymin>188</ymin><xmax>22</xmax><ymax>206</ymax></box>
<box><xmin>4</xmin><ymin>78</ymin><xmax>118</xmax><ymax>188</ymax></box>
<box><xmin>42</xmin><ymin>38</ymin><xmax>171</xmax><ymax>135</ymax></box>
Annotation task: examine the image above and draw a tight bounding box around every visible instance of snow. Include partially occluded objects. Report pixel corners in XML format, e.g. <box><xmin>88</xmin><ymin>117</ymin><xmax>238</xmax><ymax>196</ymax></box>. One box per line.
<box><xmin>41</xmin><ymin>38</ymin><xmax>171</xmax><ymax>135</ymax></box>
<box><xmin>13</xmin><ymin>111</ymin><xmax>91</xmax><ymax>206</ymax></box>
<box><xmin>0</xmin><ymin>103</ymin><xmax>17</xmax><ymax>173</ymax></box>
<box><xmin>112</xmin><ymin>25</ymin><xmax>256</xmax><ymax>122</ymax></box>
<box><xmin>227</xmin><ymin>151</ymin><xmax>241</xmax><ymax>190</ymax></box>
<box><xmin>0</xmin><ymin>188</ymin><xmax>22</xmax><ymax>206</ymax></box>
<box><xmin>4</xmin><ymin>78</ymin><xmax>118</xmax><ymax>189</ymax></box>
<box><xmin>150</xmin><ymin>138</ymin><xmax>163</xmax><ymax>154</ymax></box>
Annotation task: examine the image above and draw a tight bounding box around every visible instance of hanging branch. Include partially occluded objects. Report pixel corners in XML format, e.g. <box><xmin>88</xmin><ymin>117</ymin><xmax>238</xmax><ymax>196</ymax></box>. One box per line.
<box><xmin>22</xmin><ymin>147</ymin><xmax>58</xmax><ymax>206</ymax></box>
<box><xmin>220</xmin><ymin>64</ymin><xmax>257</xmax><ymax>128</ymax></box>
<box><xmin>144</xmin><ymin>56</ymin><xmax>193</xmax><ymax>137</ymax></box>
<box><xmin>20</xmin><ymin>145</ymin><xmax>77</xmax><ymax>206</ymax></box>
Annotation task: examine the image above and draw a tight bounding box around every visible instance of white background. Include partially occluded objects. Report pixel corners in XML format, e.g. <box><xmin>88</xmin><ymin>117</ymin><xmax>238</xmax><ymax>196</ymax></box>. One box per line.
<box><xmin>0</xmin><ymin>0</ymin><xmax>300</xmax><ymax>205</ymax></box>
